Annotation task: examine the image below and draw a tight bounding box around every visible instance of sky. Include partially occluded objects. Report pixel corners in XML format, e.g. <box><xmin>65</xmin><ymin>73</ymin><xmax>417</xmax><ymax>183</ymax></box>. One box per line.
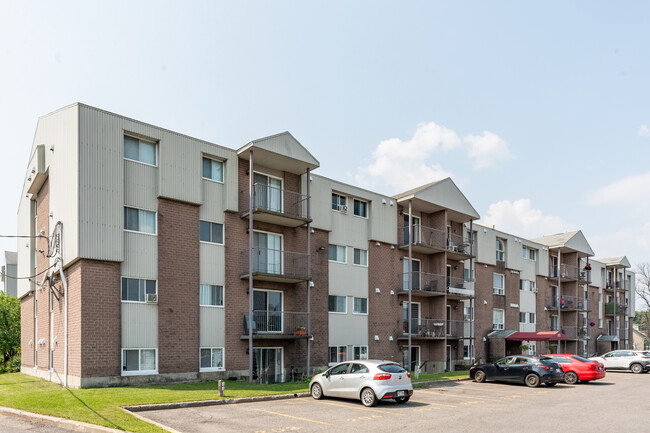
<box><xmin>1</xmin><ymin>1</ymin><xmax>650</xmax><ymax>287</ymax></box>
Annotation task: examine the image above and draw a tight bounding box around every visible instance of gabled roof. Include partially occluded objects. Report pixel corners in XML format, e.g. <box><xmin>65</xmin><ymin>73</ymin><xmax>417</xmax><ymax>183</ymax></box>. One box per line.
<box><xmin>393</xmin><ymin>178</ymin><xmax>480</xmax><ymax>222</ymax></box>
<box><xmin>531</xmin><ymin>230</ymin><xmax>594</xmax><ymax>256</ymax></box>
<box><xmin>237</xmin><ymin>132</ymin><xmax>320</xmax><ymax>174</ymax></box>
<box><xmin>4</xmin><ymin>251</ymin><xmax>17</xmax><ymax>265</ymax></box>
<box><xmin>595</xmin><ymin>256</ymin><xmax>631</xmax><ymax>268</ymax></box>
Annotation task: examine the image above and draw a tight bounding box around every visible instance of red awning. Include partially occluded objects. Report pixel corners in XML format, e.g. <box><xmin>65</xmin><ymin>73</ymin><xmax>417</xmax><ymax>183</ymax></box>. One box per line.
<box><xmin>506</xmin><ymin>331</ymin><xmax>567</xmax><ymax>341</ymax></box>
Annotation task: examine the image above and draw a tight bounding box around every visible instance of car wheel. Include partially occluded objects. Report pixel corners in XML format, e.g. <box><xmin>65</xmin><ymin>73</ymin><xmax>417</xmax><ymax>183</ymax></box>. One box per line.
<box><xmin>564</xmin><ymin>371</ymin><xmax>579</xmax><ymax>385</ymax></box>
<box><xmin>311</xmin><ymin>383</ymin><xmax>324</xmax><ymax>400</ymax></box>
<box><xmin>630</xmin><ymin>363</ymin><xmax>644</xmax><ymax>374</ymax></box>
<box><xmin>546</xmin><ymin>382</ymin><xmax>557</xmax><ymax>387</ymax></box>
<box><xmin>395</xmin><ymin>396</ymin><xmax>410</xmax><ymax>404</ymax></box>
<box><xmin>474</xmin><ymin>370</ymin><xmax>486</xmax><ymax>383</ymax></box>
<box><xmin>360</xmin><ymin>387</ymin><xmax>377</xmax><ymax>407</ymax></box>
<box><xmin>525</xmin><ymin>374</ymin><xmax>540</xmax><ymax>388</ymax></box>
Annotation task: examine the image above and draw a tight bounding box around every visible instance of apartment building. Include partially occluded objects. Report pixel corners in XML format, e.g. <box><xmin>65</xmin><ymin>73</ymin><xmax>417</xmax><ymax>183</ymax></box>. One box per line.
<box><xmin>473</xmin><ymin>226</ymin><xmax>635</xmax><ymax>362</ymax></box>
<box><xmin>16</xmin><ymin>104</ymin><xmax>481</xmax><ymax>387</ymax></box>
<box><xmin>1</xmin><ymin>251</ymin><xmax>17</xmax><ymax>296</ymax></box>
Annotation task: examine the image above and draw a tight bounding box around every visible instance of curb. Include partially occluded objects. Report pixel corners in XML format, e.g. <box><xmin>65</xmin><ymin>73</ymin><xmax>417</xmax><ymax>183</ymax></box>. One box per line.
<box><xmin>124</xmin><ymin>392</ymin><xmax>311</xmax><ymax>412</ymax></box>
<box><xmin>0</xmin><ymin>406</ymin><xmax>124</xmax><ymax>433</ymax></box>
<box><xmin>413</xmin><ymin>376</ymin><xmax>471</xmax><ymax>388</ymax></box>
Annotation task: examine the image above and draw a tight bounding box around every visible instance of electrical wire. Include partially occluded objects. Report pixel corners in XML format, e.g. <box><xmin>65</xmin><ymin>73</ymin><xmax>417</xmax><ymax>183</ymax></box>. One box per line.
<box><xmin>0</xmin><ymin>234</ymin><xmax>50</xmax><ymax>240</ymax></box>
<box><xmin>0</xmin><ymin>263</ymin><xmax>57</xmax><ymax>280</ymax></box>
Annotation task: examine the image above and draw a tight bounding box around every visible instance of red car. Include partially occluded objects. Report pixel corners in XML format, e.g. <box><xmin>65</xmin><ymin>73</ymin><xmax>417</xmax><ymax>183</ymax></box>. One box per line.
<box><xmin>542</xmin><ymin>354</ymin><xmax>605</xmax><ymax>384</ymax></box>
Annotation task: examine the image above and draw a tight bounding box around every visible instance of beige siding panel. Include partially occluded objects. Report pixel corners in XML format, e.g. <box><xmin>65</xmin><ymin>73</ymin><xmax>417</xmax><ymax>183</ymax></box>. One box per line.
<box><xmin>328</xmin><ymin>261</ymin><xmax>369</xmax><ymax>298</ymax></box>
<box><xmin>328</xmin><ymin>311</ymin><xmax>368</xmax><ymax>346</ymax></box>
<box><xmin>199</xmin><ymin>307</ymin><xmax>225</xmax><ymax>347</ymax></box>
<box><xmin>329</xmin><ymin>213</ymin><xmax>369</xmax><ymax>248</ymax></box>
<box><xmin>122</xmin><ymin>232</ymin><xmax>158</xmax><ymax>280</ymax></box>
<box><xmin>200</xmin><ymin>180</ymin><xmax>226</xmax><ymax>222</ymax></box>
<box><xmin>121</xmin><ymin>303</ymin><xmax>158</xmax><ymax>348</ymax></box>
<box><xmin>306</xmin><ymin>175</ymin><xmax>333</xmax><ymax>232</ymax></box>
<box><xmin>124</xmin><ymin>161</ymin><xmax>158</xmax><ymax>210</ymax></box>
<box><xmin>199</xmin><ymin>243</ymin><xmax>225</xmax><ymax>284</ymax></box>
<box><xmin>369</xmin><ymin>199</ymin><xmax>398</xmax><ymax>245</ymax></box>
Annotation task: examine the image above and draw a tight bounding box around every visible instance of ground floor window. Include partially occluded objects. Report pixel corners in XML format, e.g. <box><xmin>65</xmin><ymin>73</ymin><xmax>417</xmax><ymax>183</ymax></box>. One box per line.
<box><xmin>353</xmin><ymin>345</ymin><xmax>368</xmax><ymax>360</ymax></box>
<box><xmin>200</xmin><ymin>347</ymin><xmax>224</xmax><ymax>371</ymax></box>
<box><xmin>253</xmin><ymin>347</ymin><xmax>283</xmax><ymax>384</ymax></box>
<box><xmin>463</xmin><ymin>340</ymin><xmax>471</xmax><ymax>360</ymax></box>
<box><xmin>122</xmin><ymin>348</ymin><xmax>157</xmax><ymax>375</ymax></box>
<box><xmin>329</xmin><ymin>346</ymin><xmax>347</xmax><ymax>365</ymax></box>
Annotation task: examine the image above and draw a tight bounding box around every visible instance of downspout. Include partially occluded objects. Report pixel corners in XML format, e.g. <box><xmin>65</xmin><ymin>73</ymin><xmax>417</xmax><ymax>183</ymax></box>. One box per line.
<box><xmin>407</xmin><ymin>200</ymin><xmax>412</xmax><ymax>371</ymax></box>
<box><xmin>59</xmin><ymin>256</ymin><xmax>68</xmax><ymax>388</ymax></box>
<box><xmin>248</xmin><ymin>151</ymin><xmax>254</xmax><ymax>383</ymax></box>
<box><xmin>557</xmin><ymin>248</ymin><xmax>562</xmax><ymax>353</ymax></box>
<box><xmin>306</xmin><ymin>168</ymin><xmax>311</xmax><ymax>378</ymax></box>
<box><xmin>469</xmin><ymin>220</ymin><xmax>474</xmax><ymax>364</ymax></box>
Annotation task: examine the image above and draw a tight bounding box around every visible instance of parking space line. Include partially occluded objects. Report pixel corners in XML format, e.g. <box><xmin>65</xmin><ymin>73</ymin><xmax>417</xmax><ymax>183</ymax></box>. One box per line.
<box><xmin>422</xmin><ymin>391</ymin><xmax>499</xmax><ymax>402</ymax></box>
<box><xmin>252</xmin><ymin>409</ymin><xmax>334</xmax><ymax>426</ymax></box>
<box><xmin>314</xmin><ymin>401</ymin><xmax>406</xmax><ymax>416</ymax></box>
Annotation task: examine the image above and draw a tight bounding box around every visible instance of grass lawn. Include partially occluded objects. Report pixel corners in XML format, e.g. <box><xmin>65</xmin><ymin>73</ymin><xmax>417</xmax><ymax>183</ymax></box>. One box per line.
<box><xmin>0</xmin><ymin>373</ymin><xmax>308</xmax><ymax>432</ymax></box>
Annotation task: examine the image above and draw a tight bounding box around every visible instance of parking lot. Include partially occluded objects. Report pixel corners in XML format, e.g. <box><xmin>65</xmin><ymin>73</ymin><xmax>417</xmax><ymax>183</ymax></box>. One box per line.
<box><xmin>139</xmin><ymin>372</ymin><xmax>650</xmax><ymax>433</ymax></box>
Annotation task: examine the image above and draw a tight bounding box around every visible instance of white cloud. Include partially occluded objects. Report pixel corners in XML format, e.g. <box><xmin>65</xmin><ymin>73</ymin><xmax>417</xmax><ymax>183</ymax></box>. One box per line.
<box><xmin>464</xmin><ymin>131</ymin><xmax>514</xmax><ymax>170</ymax></box>
<box><xmin>639</xmin><ymin>125</ymin><xmax>650</xmax><ymax>137</ymax></box>
<box><xmin>354</xmin><ymin>121</ymin><xmax>460</xmax><ymax>192</ymax></box>
<box><xmin>481</xmin><ymin>199</ymin><xmax>569</xmax><ymax>239</ymax></box>
<box><xmin>586</xmin><ymin>172</ymin><xmax>650</xmax><ymax>207</ymax></box>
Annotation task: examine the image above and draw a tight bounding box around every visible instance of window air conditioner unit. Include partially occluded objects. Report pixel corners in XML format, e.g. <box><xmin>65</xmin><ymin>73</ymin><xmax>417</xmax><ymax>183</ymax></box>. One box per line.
<box><xmin>145</xmin><ymin>293</ymin><xmax>158</xmax><ymax>303</ymax></box>
<box><xmin>338</xmin><ymin>205</ymin><xmax>348</xmax><ymax>213</ymax></box>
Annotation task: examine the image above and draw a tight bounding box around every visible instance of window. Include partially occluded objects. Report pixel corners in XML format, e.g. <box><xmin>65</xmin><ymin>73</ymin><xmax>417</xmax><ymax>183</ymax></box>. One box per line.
<box><xmin>528</xmin><ymin>249</ymin><xmax>536</xmax><ymax>261</ymax></box>
<box><xmin>353</xmin><ymin>248</ymin><xmax>368</xmax><ymax>266</ymax></box>
<box><xmin>328</xmin><ymin>244</ymin><xmax>346</xmax><ymax>263</ymax></box>
<box><xmin>529</xmin><ymin>313</ymin><xmax>536</xmax><ymax>324</ymax></box>
<box><xmin>202</xmin><ymin>157</ymin><xmax>224</xmax><ymax>182</ymax></box>
<box><xmin>493</xmin><ymin>309</ymin><xmax>505</xmax><ymax>330</ymax></box>
<box><xmin>522</xmin><ymin>247</ymin><xmax>527</xmax><ymax>259</ymax></box>
<box><xmin>253</xmin><ymin>173</ymin><xmax>282</xmax><ymax>212</ymax></box>
<box><xmin>124</xmin><ymin>136</ymin><xmax>156</xmax><ymax>165</ymax></box>
<box><xmin>200</xmin><ymin>221</ymin><xmax>224</xmax><ymax>244</ymax></box>
<box><xmin>122</xmin><ymin>348</ymin><xmax>156</xmax><ymax>374</ymax></box>
<box><xmin>353</xmin><ymin>199</ymin><xmax>367</xmax><ymax>218</ymax></box>
<box><xmin>200</xmin><ymin>347</ymin><xmax>224</xmax><ymax>371</ymax></box>
<box><xmin>464</xmin><ymin>306</ymin><xmax>474</xmax><ymax>321</ymax></box>
<box><xmin>329</xmin><ymin>346</ymin><xmax>347</xmax><ymax>364</ymax></box>
<box><xmin>328</xmin><ymin>295</ymin><xmax>347</xmax><ymax>313</ymax></box>
<box><xmin>519</xmin><ymin>280</ymin><xmax>526</xmax><ymax>291</ymax></box>
<box><xmin>496</xmin><ymin>238</ymin><xmax>505</xmax><ymax>261</ymax></box>
<box><xmin>353</xmin><ymin>297</ymin><xmax>368</xmax><ymax>314</ymax></box>
<box><xmin>200</xmin><ymin>284</ymin><xmax>224</xmax><ymax>307</ymax></box>
<box><xmin>520</xmin><ymin>280</ymin><xmax>536</xmax><ymax>292</ymax></box>
<box><xmin>332</xmin><ymin>193</ymin><xmax>347</xmax><ymax>211</ymax></box>
<box><xmin>353</xmin><ymin>346</ymin><xmax>368</xmax><ymax>360</ymax></box>
<box><xmin>493</xmin><ymin>273</ymin><xmax>505</xmax><ymax>295</ymax></box>
<box><xmin>121</xmin><ymin>278</ymin><xmax>156</xmax><ymax>302</ymax></box>
<box><xmin>463</xmin><ymin>340</ymin><xmax>471</xmax><ymax>360</ymax></box>
<box><xmin>519</xmin><ymin>312</ymin><xmax>527</xmax><ymax>323</ymax></box>
<box><xmin>551</xmin><ymin>315</ymin><xmax>558</xmax><ymax>331</ymax></box>
<box><xmin>124</xmin><ymin>207</ymin><xmax>156</xmax><ymax>234</ymax></box>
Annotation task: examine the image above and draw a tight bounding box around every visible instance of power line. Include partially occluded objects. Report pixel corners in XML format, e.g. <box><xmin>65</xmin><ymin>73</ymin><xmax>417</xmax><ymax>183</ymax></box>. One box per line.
<box><xmin>0</xmin><ymin>263</ymin><xmax>58</xmax><ymax>280</ymax></box>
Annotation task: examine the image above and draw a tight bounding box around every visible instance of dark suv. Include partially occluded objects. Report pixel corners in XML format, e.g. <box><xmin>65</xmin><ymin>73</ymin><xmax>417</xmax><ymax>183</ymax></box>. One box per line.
<box><xmin>470</xmin><ymin>355</ymin><xmax>565</xmax><ymax>387</ymax></box>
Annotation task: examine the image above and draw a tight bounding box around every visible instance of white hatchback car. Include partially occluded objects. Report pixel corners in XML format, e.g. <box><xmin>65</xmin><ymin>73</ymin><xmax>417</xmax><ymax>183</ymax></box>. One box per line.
<box><xmin>589</xmin><ymin>350</ymin><xmax>650</xmax><ymax>374</ymax></box>
<box><xmin>309</xmin><ymin>360</ymin><xmax>413</xmax><ymax>407</ymax></box>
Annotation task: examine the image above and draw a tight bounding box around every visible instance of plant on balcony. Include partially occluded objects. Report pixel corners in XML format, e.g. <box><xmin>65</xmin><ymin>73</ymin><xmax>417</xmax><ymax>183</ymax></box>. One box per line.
<box><xmin>589</xmin><ymin>321</ymin><xmax>596</xmax><ymax>327</ymax></box>
<box><xmin>294</xmin><ymin>326</ymin><xmax>307</xmax><ymax>336</ymax></box>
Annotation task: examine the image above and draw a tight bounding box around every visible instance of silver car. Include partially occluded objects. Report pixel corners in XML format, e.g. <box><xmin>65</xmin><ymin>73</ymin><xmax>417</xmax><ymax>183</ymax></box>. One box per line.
<box><xmin>309</xmin><ymin>360</ymin><xmax>413</xmax><ymax>407</ymax></box>
<box><xmin>589</xmin><ymin>350</ymin><xmax>650</xmax><ymax>374</ymax></box>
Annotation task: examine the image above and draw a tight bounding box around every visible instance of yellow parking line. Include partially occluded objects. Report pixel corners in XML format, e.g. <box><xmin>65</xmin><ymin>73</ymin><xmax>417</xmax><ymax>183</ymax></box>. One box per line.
<box><xmin>252</xmin><ymin>409</ymin><xmax>334</xmax><ymax>426</ymax></box>
<box><xmin>315</xmin><ymin>401</ymin><xmax>405</xmax><ymax>416</ymax></box>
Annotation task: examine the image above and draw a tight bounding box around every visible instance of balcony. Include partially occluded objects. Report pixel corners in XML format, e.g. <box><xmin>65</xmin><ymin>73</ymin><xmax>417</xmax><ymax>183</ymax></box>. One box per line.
<box><xmin>447</xmin><ymin>232</ymin><xmax>474</xmax><ymax>260</ymax></box>
<box><xmin>446</xmin><ymin>319</ymin><xmax>472</xmax><ymax>339</ymax></box>
<box><xmin>447</xmin><ymin>278</ymin><xmax>475</xmax><ymax>299</ymax></box>
<box><xmin>241</xmin><ymin>248</ymin><xmax>310</xmax><ymax>283</ymax></box>
<box><xmin>604</xmin><ymin>302</ymin><xmax>628</xmax><ymax>316</ymax></box>
<box><xmin>397</xmin><ymin>271</ymin><xmax>446</xmax><ymax>297</ymax></box>
<box><xmin>546</xmin><ymin>295</ymin><xmax>590</xmax><ymax>312</ymax></box>
<box><xmin>397</xmin><ymin>225</ymin><xmax>474</xmax><ymax>259</ymax></box>
<box><xmin>241</xmin><ymin>311</ymin><xmax>310</xmax><ymax>339</ymax></box>
<box><xmin>240</xmin><ymin>184</ymin><xmax>311</xmax><ymax>228</ymax></box>
<box><xmin>549</xmin><ymin>264</ymin><xmax>589</xmax><ymax>283</ymax></box>
<box><xmin>615</xmin><ymin>281</ymin><xmax>627</xmax><ymax>291</ymax></box>
<box><xmin>561</xmin><ymin>326</ymin><xmax>590</xmax><ymax>340</ymax></box>
<box><xmin>398</xmin><ymin>318</ymin><xmax>447</xmax><ymax>340</ymax></box>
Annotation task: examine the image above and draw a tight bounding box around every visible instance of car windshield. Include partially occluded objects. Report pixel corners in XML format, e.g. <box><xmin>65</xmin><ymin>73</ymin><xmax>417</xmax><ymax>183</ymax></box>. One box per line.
<box><xmin>571</xmin><ymin>355</ymin><xmax>592</xmax><ymax>363</ymax></box>
<box><xmin>378</xmin><ymin>363</ymin><xmax>406</xmax><ymax>373</ymax></box>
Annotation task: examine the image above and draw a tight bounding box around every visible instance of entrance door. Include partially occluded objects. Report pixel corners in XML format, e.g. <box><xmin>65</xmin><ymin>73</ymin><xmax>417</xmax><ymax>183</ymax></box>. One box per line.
<box><xmin>402</xmin><ymin>346</ymin><xmax>420</xmax><ymax>372</ymax></box>
<box><xmin>446</xmin><ymin>345</ymin><xmax>452</xmax><ymax>371</ymax></box>
<box><xmin>253</xmin><ymin>290</ymin><xmax>283</xmax><ymax>333</ymax></box>
<box><xmin>403</xmin><ymin>259</ymin><xmax>421</xmax><ymax>291</ymax></box>
<box><xmin>402</xmin><ymin>302</ymin><xmax>420</xmax><ymax>335</ymax></box>
<box><xmin>446</xmin><ymin>305</ymin><xmax>452</xmax><ymax>336</ymax></box>
<box><xmin>550</xmin><ymin>256</ymin><xmax>558</xmax><ymax>278</ymax></box>
<box><xmin>253</xmin><ymin>347</ymin><xmax>283</xmax><ymax>383</ymax></box>
<box><xmin>446</xmin><ymin>265</ymin><xmax>452</xmax><ymax>289</ymax></box>
<box><xmin>254</xmin><ymin>173</ymin><xmax>282</xmax><ymax>213</ymax></box>
<box><xmin>253</xmin><ymin>232</ymin><xmax>282</xmax><ymax>275</ymax></box>
<box><xmin>403</xmin><ymin>214</ymin><xmax>420</xmax><ymax>244</ymax></box>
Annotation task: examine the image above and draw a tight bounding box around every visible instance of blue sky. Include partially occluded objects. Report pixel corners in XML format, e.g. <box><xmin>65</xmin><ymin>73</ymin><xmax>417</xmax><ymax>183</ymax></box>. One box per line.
<box><xmin>2</xmin><ymin>1</ymin><xmax>650</xmax><ymax>277</ymax></box>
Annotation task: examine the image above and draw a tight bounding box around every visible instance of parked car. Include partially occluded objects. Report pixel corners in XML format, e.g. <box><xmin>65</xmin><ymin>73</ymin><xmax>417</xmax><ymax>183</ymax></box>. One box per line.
<box><xmin>469</xmin><ymin>355</ymin><xmax>564</xmax><ymax>388</ymax></box>
<box><xmin>542</xmin><ymin>354</ymin><xmax>605</xmax><ymax>384</ymax></box>
<box><xmin>309</xmin><ymin>360</ymin><xmax>413</xmax><ymax>407</ymax></box>
<box><xmin>589</xmin><ymin>350</ymin><xmax>650</xmax><ymax>374</ymax></box>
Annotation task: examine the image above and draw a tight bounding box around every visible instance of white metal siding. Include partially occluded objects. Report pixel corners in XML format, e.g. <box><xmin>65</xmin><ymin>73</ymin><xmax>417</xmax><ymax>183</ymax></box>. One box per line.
<box><xmin>121</xmin><ymin>303</ymin><xmax>158</xmax><ymax>348</ymax></box>
<box><xmin>328</xmin><ymin>260</ymin><xmax>369</xmax><ymax>298</ymax></box>
<box><xmin>122</xmin><ymin>233</ymin><xmax>158</xmax><ymax>280</ymax></box>
<box><xmin>124</xmin><ymin>161</ymin><xmax>158</xmax><ymax>211</ymax></box>
<box><xmin>199</xmin><ymin>306</ymin><xmax>225</xmax><ymax>347</ymax></box>
<box><xmin>200</xmin><ymin>180</ymin><xmax>226</xmax><ymax>222</ymax></box>
<box><xmin>199</xmin><ymin>243</ymin><xmax>225</xmax><ymax>284</ymax></box>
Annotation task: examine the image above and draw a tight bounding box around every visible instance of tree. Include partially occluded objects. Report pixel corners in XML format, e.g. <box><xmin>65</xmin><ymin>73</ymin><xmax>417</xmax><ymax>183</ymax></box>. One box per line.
<box><xmin>0</xmin><ymin>293</ymin><xmax>20</xmax><ymax>372</ymax></box>
<box><xmin>635</xmin><ymin>263</ymin><xmax>650</xmax><ymax>337</ymax></box>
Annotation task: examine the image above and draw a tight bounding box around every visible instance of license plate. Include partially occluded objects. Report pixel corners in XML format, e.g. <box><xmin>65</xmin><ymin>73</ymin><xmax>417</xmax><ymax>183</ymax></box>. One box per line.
<box><xmin>397</xmin><ymin>390</ymin><xmax>406</xmax><ymax>397</ymax></box>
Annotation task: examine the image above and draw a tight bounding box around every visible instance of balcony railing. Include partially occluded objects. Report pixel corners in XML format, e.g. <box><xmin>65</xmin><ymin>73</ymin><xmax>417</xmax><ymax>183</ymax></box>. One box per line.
<box><xmin>615</xmin><ymin>281</ymin><xmax>627</xmax><ymax>291</ymax></box>
<box><xmin>398</xmin><ymin>271</ymin><xmax>446</xmax><ymax>295</ymax></box>
<box><xmin>447</xmin><ymin>233</ymin><xmax>473</xmax><ymax>257</ymax></box>
<box><xmin>243</xmin><ymin>311</ymin><xmax>309</xmax><ymax>336</ymax></box>
<box><xmin>447</xmin><ymin>319</ymin><xmax>472</xmax><ymax>338</ymax></box>
<box><xmin>546</xmin><ymin>295</ymin><xmax>589</xmax><ymax>311</ymax></box>
<box><xmin>447</xmin><ymin>277</ymin><xmax>475</xmax><ymax>298</ymax></box>
<box><xmin>240</xmin><ymin>183</ymin><xmax>311</xmax><ymax>226</ymax></box>
<box><xmin>562</xmin><ymin>326</ymin><xmax>590</xmax><ymax>339</ymax></box>
<box><xmin>401</xmin><ymin>317</ymin><xmax>447</xmax><ymax>338</ymax></box>
<box><xmin>604</xmin><ymin>302</ymin><xmax>628</xmax><ymax>315</ymax></box>
<box><xmin>241</xmin><ymin>247</ymin><xmax>309</xmax><ymax>282</ymax></box>
<box><xmin>398</xmin><ymin>224</ymin><xmax>446</xmax><ymax>251</ymax></box>
<box><xmin>549</xmin><ymin>264</ymin><xmax>588</xmax><ymax>281</ymax></box>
